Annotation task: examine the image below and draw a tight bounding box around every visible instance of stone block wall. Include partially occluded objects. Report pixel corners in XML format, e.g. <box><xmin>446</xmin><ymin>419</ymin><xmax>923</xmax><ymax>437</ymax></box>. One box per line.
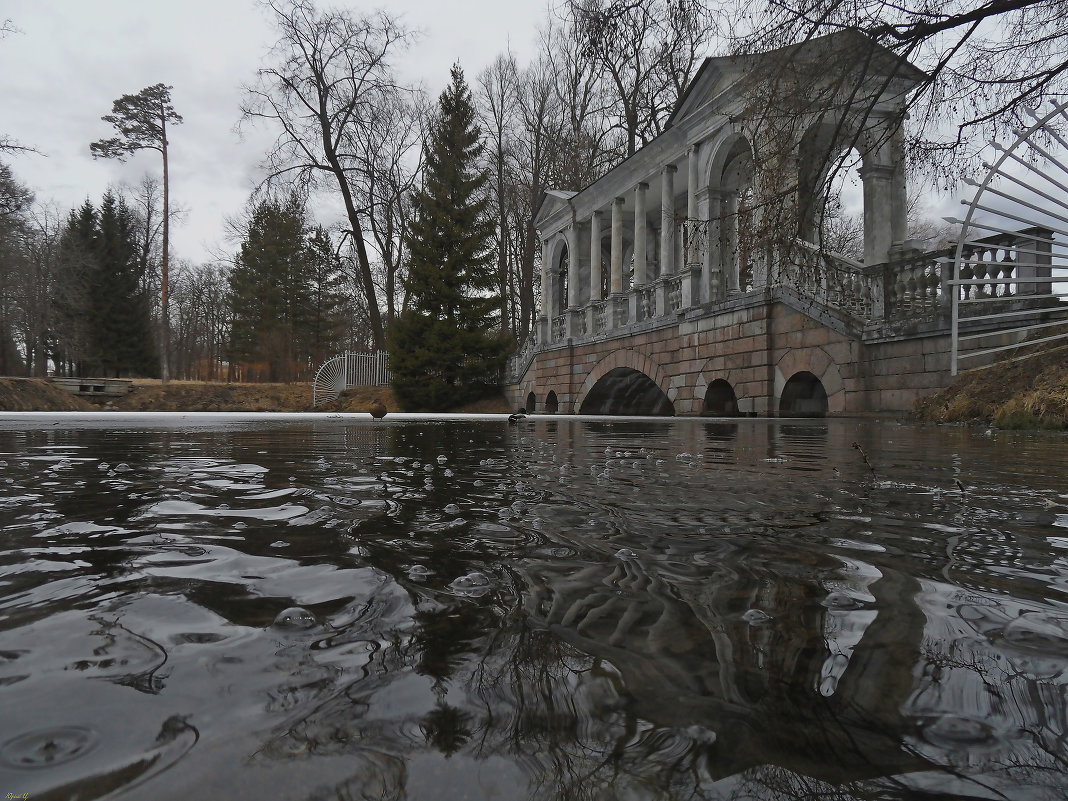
<box><xmin>507</xmin><ymin>299</ymin><xmax>1000</xmax><ymax>416</ymax></box>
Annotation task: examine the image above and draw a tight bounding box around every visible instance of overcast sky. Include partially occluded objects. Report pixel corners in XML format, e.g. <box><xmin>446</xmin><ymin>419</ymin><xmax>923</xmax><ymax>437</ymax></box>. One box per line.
<box><xmin>0</xmin><ymin>0</ymin><xmax>547</xmax><ymax>263</ymax></box>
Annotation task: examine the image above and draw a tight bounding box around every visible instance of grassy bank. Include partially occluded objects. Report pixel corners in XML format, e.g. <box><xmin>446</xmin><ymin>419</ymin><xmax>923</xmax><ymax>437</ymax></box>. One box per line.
<box><xmin>911</xmin><ymin>344</ymin><xmax>1068</xmax><ymax>429</ymax></box>
<box><xmin>0</xmin><ymin>377</ymin><xmax>511</xmax><ymax>415</ymax></box>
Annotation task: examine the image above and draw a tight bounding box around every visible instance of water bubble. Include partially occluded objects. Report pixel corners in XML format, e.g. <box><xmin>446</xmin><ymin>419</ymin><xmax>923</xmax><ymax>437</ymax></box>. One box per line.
<box><xmin>407</xmin><ymin>564</ymin><xmax>432</xmax><ymax>581</ymax></box>
<box><xmin>821</xmin><ymin>592</ymin><xmax>863</xmax><ymax>610</ymax></box>
<box><xmin>473</xmin><ymin>480</ymin><xmax>484</xmax><ymax>487</ymax></box>
<box><xmin>436</xmin><ymin>455</ymin><xmax>447</xmax><ymax>464</ymax></box>
<box><xmin>97</xmin><ymin>462</ymin><xmax>109</xmax><ymax>471</ymax></box>
<box><xmin>743</xmin><ymin>609</ymin><xmax>773</xmax><ymax>625</ymax></box>
<box><xmin>1002</xmin><ymin>612</ymin><xmax>1068</xmax><ymax>653</ymax></box>
<box><xmin>412</xmin><ymin>461</ymin><xmax>422</xmax><ymax>469</ymax></box>
<box><xmin>0</xmin><ymin>725</ymin><xmax>98</xmax><ymax>768</ymax></box>
<box><xmin>270</xmin><ymin>540</ymin><xmax>289</xmax><ymax>548</ymax></box>
<box><xmin>614</xmin><ymin>548</ymin><xmax>638</xmax><ymax>561</ymax></box>
<box><xmin>444</xmin><ymin>504</ymin><xmax>460</xmax><ymax>516</ymax></box>
<box><xmin>444</xmin><ymin>469</ymin><xmax>454</xmax><ymax>477</ymax></box>
<box><xmin>272</xmin><ymin>607</ymin><xmax>317</xmax><ymax>630</ymax></box>
<box><xmin>424</xmin><ymin>464</ymin><xmax>433</xmax><ymax>472</ymax></box>
<box><xmin>511</xmin><ymin>500</ymin><xmax>527</xmax><ymax>513</ymax></box>
<box><xmin>450</xmin><ymin>571</ymin><xmax>493</xmax><ymax>597</ymax></box>
<box><xmin>113</xmin><ymin>463</ymin><xmax>131</xmax><ymax>473</ymax></box>
<box><xmin>917</xmin><ymin>714</ymin><xmax>997</xmax><ymax>749</ymax></box>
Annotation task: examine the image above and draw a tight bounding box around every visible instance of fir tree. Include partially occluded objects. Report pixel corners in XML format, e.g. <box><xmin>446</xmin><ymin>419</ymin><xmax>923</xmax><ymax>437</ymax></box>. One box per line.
<box><xmin>227</xmin><ymin>194</ymin><xmax>313</xmax><ymax>381</ymax></box>
<box><xmin>388</xmin><ymin>64</ymin><xmax>509</xmax><ymax>410</ymax></box>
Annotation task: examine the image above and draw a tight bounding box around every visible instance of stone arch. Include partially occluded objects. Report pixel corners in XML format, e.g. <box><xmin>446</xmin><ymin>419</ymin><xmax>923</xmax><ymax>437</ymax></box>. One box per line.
<box><xmin>695</xmin><ymin>355</ymin><xmax>749</xmax><ymax>415</ymax></box>
<box><xmin>545</xmin><ymin>390</ymin><xmax>559</xmax><ymax>414</ymax></box>
<box><xmin>797</xmin><ymin>120</ymin><xmax>862</xmax><ymax>246</ymax></box>
<box><xmin>706</xmin><ymin>131</ymin><xmax>758</xmax><ymax>293</ymax></box>
<box><xmin>580</xmin><ymin>367</ymin><xmax>675</xmax><ymax>415</ymax></box>
<box><xmin>577</xmin><ymin>348</ymin><xmax>672</xmax><ymax>410</ymax></box>
<box><xmin>545</xmin><ymin>235</ymin><xmax>568</xmax><ymax>318</ymax></box>
<box><xmin>702</xmin><ymin>378</ymin><xmax>739</xmax><ymax>416</ymax></box>
<box><xmin>779</xmin><ymin>371</ymin><xmax>829</xmax><ymax>417</ymax></box>
<box><xmin>774</xmin><ymin>346</ymin><xmax>846</xmax><ymax>415</ymax></box>
<box><xmin>525</xmin><ymin>391</ymin><xmax>536</xmax><ymax>413</ymax></box>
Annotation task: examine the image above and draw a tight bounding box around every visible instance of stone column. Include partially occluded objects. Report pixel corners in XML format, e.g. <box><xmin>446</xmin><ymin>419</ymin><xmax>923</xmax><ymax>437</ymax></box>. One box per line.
<box><xmin>889</xmin><ymin>124</ymin><xmax>908</xmax><ymax>244</ymax></box>
<box><xmin>861</xmin><ymin>161</ymin><xmax>895</xmax><ymax>267</ymax></box>
<box><xmin>661</xmin><ymin>165</ymin><xmax>677</xmax><ymax>277</ymax></box>
<box><xmin>633</xmin><ymin>183</ymin><xmax>648</xmax><ymax>286</ymax></box>
<box><xmin>611</xmin><ymin>197</ymin><xmax>624</xmax><ymax>295</ymax></box>
<box><xmin>540</xmin><ymin>238</ymin><xmax>550</xmax><ymax>315</ymax></box>
<box><xmin>589</xmin><ymin>211</ymin><xmax>603</xmax><ymax>302</ymax></box>
<box><xmin>723</xmin><ymin>192</ymin><xmax>741</xmax><ymax>294</ymax></box>
<box><xmin>566</xmin><ymin>224</ymin><xmax>580</xmax><ymax>309</ymax></box>
<box><xmin>687</xmin><ymin>145</ymin><xmax>699</xmax><ymax>219</ymax></box>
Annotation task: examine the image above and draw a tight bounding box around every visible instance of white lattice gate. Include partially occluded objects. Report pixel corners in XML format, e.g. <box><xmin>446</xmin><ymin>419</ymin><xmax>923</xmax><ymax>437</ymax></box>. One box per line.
<box><xmin>312</xmin><ymin>350</ymin><xmax>391</xmax><ymax>407</ymax></box>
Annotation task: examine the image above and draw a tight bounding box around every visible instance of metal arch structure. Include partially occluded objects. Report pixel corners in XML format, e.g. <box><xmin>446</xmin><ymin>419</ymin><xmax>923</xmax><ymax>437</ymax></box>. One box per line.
<box><xmin>950</xmin><ymin>101</ymin><xmax>1068</xmax><ymax>375</ymax></box>
<box><xmin>312</xmin><ymin>350</ymin><xmax>391</xmax><ymax>407</ymax></box>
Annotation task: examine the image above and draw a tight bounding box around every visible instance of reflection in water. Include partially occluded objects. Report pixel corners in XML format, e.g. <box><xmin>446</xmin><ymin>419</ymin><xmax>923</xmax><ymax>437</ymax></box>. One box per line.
<box><xmin>0</xmin><ymin>416</ymin><xmax>1066</xmax><ymax>800</ymax></box>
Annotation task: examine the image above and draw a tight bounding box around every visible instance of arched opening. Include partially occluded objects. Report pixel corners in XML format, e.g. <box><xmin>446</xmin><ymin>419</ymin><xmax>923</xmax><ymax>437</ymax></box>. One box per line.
<box><xmin>579</xmin><ymin>367</ymin><xmax>674</xmax><ymax>416</ymax></box>
<box><xmin>545</xmin><ymin>391</ymin><xmax>559</xmax><ymax>414</ymax></box>
<box><xmin>715</xmin><ymin>137</ymin><xmax>756</xmax><ymax>295</ymax></box>
<box><xmin>525</xmin><ymin>391</ymin><xmax>536</xmax><ymax>413</ymax></box>
<box><xmin>702</xmin><ymin>379</ymin><xmax>739</xmax><ymax>416</ymax></box>
<box><xmin>779</xmin><ymin>371</ymin><xmax>829</xmax><ymax>417</ymax></box>
<box><xmin>556</xmin><ymin>244</ymin><xmax>569</xmax><ymax>314</ymax></box>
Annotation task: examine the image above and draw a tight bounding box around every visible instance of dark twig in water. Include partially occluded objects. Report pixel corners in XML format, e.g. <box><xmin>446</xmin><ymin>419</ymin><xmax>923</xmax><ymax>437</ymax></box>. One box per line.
<box><xmin>851</xmin><ymin>441</ymin><xmax>876</xmax><ymax>478</ymax></box>
<box><xmin>954</xmin><ymin>478</ymin><xmax>967</xmax><ymax>495</ymax></box>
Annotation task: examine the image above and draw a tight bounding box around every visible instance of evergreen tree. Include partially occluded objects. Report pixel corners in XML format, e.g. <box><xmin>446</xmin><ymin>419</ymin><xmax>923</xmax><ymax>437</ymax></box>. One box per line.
<box><xmin>388</xmin><ymin>64</ymin><xmax>509</xmax><ymax>410</ymax></box>
<box><xmin>304</xmin><ymin>225</ymin><xmax>349</xmax><ymax>367</ymax></box>
<box><xmin>91</xmin><ymin>191</ymin><xmax>158</xmax><ymax>377</ymax></box>
<box><xmin>227</xmin><ymin>194</ymin><xmax>313</xmax><ymax>381</ymax></box>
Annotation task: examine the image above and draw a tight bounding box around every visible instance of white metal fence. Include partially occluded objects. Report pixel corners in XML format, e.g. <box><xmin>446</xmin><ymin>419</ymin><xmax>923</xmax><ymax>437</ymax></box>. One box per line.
<box><xmin>312</xmin><ymin>350</ymin><xmax>391</xmax><ymax>407</ymax></box>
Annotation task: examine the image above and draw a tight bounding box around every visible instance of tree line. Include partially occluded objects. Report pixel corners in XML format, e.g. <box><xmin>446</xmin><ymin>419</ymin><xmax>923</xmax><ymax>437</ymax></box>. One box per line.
<box><xmin>2</xmin><ymin>0</ymin><xmax>1065</xmax><ymax>385</ymax></box>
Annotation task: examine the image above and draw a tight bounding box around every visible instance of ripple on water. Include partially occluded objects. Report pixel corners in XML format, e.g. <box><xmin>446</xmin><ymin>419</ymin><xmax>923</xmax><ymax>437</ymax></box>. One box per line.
<box><xmin>0</xmin><ymin>725</ymin><xmax>97</xmax><ymax>768</ymax></box>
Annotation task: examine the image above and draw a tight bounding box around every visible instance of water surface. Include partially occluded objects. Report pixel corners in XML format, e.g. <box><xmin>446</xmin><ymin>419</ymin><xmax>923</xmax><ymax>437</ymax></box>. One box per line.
<box><xmin>1</xmin><ymin>413</ymin><xmax>1066</xmax><ymax>800</ymax></box>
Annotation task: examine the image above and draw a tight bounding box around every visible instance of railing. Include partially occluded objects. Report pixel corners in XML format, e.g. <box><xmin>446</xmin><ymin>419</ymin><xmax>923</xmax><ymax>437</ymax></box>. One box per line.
<box><xmin>782</xmin><ymin>243</ymin><xmax>879</xmax><ymax>321</ymax></box>
<box><xmin>638</xmin><ymin>286</ymin><xmax>655</xmax><ymax>321</ymax></box>
<box><xmin>593</xmin><ymin>301</ymin><xmax>609</xmax><ymax>333</ymax></box>
<box><xmin>551</xmin><ymin>315</ymin><xmax>566</xmax><ymax>341</ymax></box>
<box><xmin>506</xmin><ymin>327</ymin><xmax>539</xmax><ymax>383</ymax></box>
<box><xmin>312</xmin><ymin>350</ymin><xmax>391</xmax><ymax>407</ymax></box>
<box><xmin>883</xmin><ymin>251</ymin><xmax>946</xmax><ymax>321</ymax></box>
<box><xmin>949</xmin><ymin>230</ymin><xmax>1068</xmax><ymax>374</ymax></box>
<box><xmin>613</xmin><ymin>298</ymin><xmax>630</xmax><ymax>328</ymax></box>
<box><xmin>667</xmin><ymin>276</ymin><xmax>683</xmax><ymax>312</ymax></box>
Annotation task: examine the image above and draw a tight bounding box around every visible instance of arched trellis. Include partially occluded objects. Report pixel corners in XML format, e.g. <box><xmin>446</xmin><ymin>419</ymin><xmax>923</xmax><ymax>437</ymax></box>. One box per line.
<box><xmin>950</xmin><ymin>100</ymin><xmax>1068</xmax><ymax>374</ymax></box>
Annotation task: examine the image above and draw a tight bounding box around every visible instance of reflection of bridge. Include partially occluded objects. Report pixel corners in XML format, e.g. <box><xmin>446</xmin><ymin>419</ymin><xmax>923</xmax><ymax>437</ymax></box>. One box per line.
<box><xmin>505</xmin><ymin>32</ymin><xmax>1061</xmax><ymax>416</ymax></box>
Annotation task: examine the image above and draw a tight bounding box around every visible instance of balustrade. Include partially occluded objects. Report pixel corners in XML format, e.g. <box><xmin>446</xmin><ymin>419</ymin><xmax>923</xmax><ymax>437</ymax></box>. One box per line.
<box><xmin>593</xmin><ymin>301</ymin><xmax>608</xmax><ymax>333</ymax></box>
<box><xmin>638</xmin><ymin>286</ymin><xmax>656</xmax><ymax>321</ymax></box>
<box><xmin>551</xmin><ymin>315</ymin><xmax>566</xmax><ymax>342</ymax></box>
<box><xmin>667</xmin><ymin>277</ymin><xmax>683</xmax><ymax>312</ymax></box>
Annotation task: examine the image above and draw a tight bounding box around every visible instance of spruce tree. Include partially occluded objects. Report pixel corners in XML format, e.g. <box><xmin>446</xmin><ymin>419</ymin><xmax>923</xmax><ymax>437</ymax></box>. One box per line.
<box><xmin>388</xmin><ymin>64</ymin><xmax>508</xmax><ymax>410</ymax></box>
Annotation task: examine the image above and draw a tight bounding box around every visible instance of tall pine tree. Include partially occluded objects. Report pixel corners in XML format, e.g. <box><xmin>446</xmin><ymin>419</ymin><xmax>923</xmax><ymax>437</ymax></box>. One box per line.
<box><xmin>388</xmin><ymin>64</ymin><xmax>508</xmax><ymax>410</ymax></box>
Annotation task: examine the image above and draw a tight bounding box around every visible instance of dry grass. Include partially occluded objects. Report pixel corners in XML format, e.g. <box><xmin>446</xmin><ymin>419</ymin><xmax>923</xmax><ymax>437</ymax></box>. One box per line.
<box><xmin>912</xmin><ymin>343</ymin><xmax>1068</xmax><ymax>429</ymax></box>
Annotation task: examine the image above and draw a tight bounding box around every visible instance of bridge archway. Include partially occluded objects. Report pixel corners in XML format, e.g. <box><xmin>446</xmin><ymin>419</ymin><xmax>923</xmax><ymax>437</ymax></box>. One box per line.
<box><xmin>545</xmin><ymin>390</ymin><xmax>559</xmax><ymax>414</ymax></box>
<box><xmin>577</xmin><ymin>348</ymin><xmax>673</xmax><ymax>415</ymax></box>
<box><xmin>580</xmin><ymin>367</ymin><xmax>675</xmax><ymax>416</ymax></box>
<box><xmin>525</xmin><ymin>391</ymin><xmax>536</xmax><ymax>413</ymax></box>
<box><xmin>775</xmin><ymin>346</ymin><xmax>846</xmax><ymax>415</ymax></box>
<box><xmin>779</xmin><ymin>371</ymin><xmax>829</xmax><ymax>417</ymax></box>
<box><xmin>702</xmin><ymin>379</ymin><xmax>739</xmax><ymax>416</ymax></box>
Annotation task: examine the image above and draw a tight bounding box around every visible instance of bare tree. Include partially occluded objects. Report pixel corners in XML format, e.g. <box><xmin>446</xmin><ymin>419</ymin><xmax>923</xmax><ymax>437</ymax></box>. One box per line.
<box><xmin>241</xmin><ymin>0</ymin><xmax>414</xmax><ymax>350</ymax></box>
<box><xmin>566</xmin><ymin>0</ymin><xmax>716</xmax><ymax>156</ymax></box>
<box><xmin>729</xmin><ymin>0</ymin><xmax>1068</xmax><ymax>186</ymax></box>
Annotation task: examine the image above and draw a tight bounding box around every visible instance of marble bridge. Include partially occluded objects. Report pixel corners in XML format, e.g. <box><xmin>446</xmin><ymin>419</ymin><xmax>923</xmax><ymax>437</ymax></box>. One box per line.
<box><xmin>504</xmin><ymin>32</ymin><xmax>1052</xmax><ymax>417</ymax></box>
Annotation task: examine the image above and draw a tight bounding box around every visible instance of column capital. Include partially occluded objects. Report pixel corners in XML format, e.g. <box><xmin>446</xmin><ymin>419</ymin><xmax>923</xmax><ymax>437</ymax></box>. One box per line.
<box><xmin>662</xmin><ymin>163</ymin><xmax>678</xmax><ymax>174</ymax></box>
<box><xmin>636</xmin><ymin>182</ymin><xmax>649</xmax><ymax>192</ymax></box>
<box><xmin>613</xmin><ymin>196</ymin><xmax>625</xmax><ymax>205</ymax></box>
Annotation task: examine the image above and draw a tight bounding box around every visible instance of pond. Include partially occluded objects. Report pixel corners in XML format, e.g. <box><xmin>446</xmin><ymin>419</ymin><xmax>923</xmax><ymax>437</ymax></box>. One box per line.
<box><xmin>0</xmin><ymin>413</ymin><xmax>1066</xmax><ymax>800</ymax></box>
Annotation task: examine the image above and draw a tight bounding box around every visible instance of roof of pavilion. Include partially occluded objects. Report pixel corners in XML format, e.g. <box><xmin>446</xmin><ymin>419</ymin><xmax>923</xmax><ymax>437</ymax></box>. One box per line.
<box><xmin>534</xmin><ymin>29</ymin><xmax>926</xmax><ymax>232</ymax></box>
